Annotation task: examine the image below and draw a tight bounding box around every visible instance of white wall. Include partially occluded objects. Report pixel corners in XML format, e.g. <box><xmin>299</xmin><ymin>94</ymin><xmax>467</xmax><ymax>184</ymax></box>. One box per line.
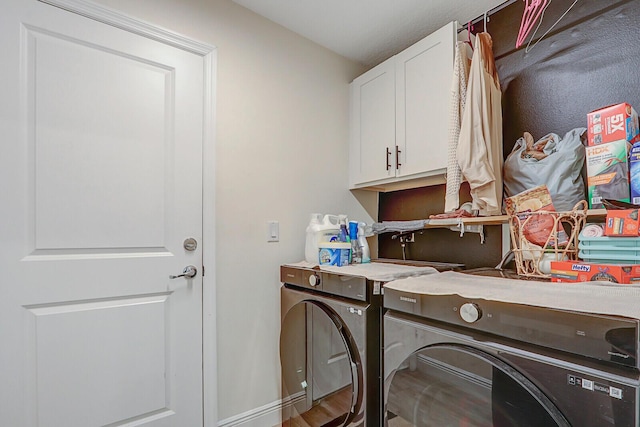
<box><xmin>92</xmin><ymin>0</ymin><xmax>376</xmax><ymax>423</ymax></box>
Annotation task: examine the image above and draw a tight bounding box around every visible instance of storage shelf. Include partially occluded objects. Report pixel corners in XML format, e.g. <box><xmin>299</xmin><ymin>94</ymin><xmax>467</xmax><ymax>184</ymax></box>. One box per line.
<box><xmin>422</xmin><ymin>209</ymin><xmax>607</xmax><ymax>229</ymax></box>
<box><xmin>424</xmin><ymin>215</ymin><xmax>508</xmax><ymax>228</ymax></box>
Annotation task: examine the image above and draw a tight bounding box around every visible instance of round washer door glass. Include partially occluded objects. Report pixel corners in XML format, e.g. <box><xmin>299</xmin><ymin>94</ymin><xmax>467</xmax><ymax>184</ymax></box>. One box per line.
<box><xmin>280</xmin><ymin>300</ymin><xmax>363</xmax><ymax>426</ymax></box>
<box><xmin>386</xmin><ymin>344</ymin><xmax>570</xmax><ymax>427</ymax></box>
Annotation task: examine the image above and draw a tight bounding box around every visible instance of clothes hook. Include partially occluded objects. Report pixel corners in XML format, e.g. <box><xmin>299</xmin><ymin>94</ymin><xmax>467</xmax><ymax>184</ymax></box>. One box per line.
<box><xmin>466</xmin><ymin>21</ymin><xmax>474</xmax><ymax>49</ymax></box>
<box><xmin>525</xmin><ymin>0</ymin><xmax>579</xmax><ymax>53</ymax></box>
<box><xmin>483</xmin><ymin>11</ymin><xmax>489</xmax><ymax>31</ymax></box>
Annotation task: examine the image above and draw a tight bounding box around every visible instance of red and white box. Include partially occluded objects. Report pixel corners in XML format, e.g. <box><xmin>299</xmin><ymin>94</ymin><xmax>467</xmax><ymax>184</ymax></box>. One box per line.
<box><xmin>550</xmin><ymin>261</ymin><xmax>640</xmax><ymax>284</ymax></box>
<box><xmin>604</xmin><ymin>209</ymin><xmax>640</xmax><ymax>236</ymax></box>
<box><xmin>587</xmin><ymin>103</ymin><xmax>640</xmax><ymax>146</ymax></box>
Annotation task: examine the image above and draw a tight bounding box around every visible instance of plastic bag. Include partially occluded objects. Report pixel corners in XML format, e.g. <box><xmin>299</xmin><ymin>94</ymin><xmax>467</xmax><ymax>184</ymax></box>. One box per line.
<box><xmin>503</xmin><ymin>128</ymin><xmax>586</xmax><ymax>212</ymax></box>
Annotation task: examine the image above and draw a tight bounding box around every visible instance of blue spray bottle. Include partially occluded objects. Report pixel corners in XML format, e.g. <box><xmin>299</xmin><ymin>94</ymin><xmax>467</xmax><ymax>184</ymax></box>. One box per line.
<box><xmin>349</xmin><ymin>221</ymin><xmax>362</xmax><ymax>263</ymax></box>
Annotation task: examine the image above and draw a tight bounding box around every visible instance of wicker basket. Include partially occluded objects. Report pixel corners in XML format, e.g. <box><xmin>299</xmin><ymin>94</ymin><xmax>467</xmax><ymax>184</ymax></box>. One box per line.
<box><xmin>508</xmin><ymin>200</ymin><xmax>588</xmax><ymax>278</ymax></box>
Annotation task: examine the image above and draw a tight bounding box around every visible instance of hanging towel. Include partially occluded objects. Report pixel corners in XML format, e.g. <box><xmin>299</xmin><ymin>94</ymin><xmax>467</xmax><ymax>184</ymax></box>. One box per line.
<box><xmin>445</xmin><ymin>41</ymin><xmax>472</xmax><ymax>213</ymax></box>
<box><xmin>456</xmin><ymin>32</ymin><xmax>503</xmax><ymax>216</ymax></box>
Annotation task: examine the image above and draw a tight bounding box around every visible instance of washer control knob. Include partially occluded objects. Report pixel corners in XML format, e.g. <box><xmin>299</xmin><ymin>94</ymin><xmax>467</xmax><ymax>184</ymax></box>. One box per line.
<box><xmin>460</xmin><ymin>303</ymin><xmax>482</xmax><ymax>323</ymax></box>
<box><xmin>309</xmin><ymin>274</ymin><xmax>320</xmax><ymax>287</ymax></box>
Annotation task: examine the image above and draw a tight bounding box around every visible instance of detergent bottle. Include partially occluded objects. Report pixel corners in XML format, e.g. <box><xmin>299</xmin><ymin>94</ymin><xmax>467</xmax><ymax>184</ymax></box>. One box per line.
<box><xmin>304</xmin><ymin>213</ymin><xmax>323</xmax><ymax>263</ymax></box>
<box><xmin>305</xmin><ymin>214</ymin><xmax>341</xmax><ymax>263</ymax></box>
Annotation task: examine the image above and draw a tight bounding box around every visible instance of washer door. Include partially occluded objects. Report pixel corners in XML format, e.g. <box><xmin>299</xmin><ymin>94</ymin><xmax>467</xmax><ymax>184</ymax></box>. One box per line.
<box><xmin>386</xmin><ymin>344</ymin><xmax>570</xmax><ymax>427</ymax></box>
<box><xmin>280</xmin><ymin>299</ymin><xmax>363</xmax><ymax>426</ymax></box>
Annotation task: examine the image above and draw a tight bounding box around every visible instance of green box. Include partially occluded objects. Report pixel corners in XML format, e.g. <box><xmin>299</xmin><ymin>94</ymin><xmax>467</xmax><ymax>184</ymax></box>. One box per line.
<box><xmin>585</xmin><ymin>139</ymin><xmax>631</xmax><ymax>209</ymax></box>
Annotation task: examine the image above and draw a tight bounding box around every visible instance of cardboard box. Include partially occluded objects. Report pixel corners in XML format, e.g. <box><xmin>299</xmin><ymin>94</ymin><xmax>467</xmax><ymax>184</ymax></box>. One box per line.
<box><xmin>587</xmin><ymin>103</ymin><xmax>640</xmax><ymax>146</ymax></box>
<box><xmin>550</xmin><ymin>261</ymin><xmax>640</xmax><ymax>284</ymax></box>
<box><xmin>585</xmin><ymin>139</ymin><xmax>631</xmax><ymax>209</ymax></box>
<box><xmin>605</xmin><ymin>209</ymin><xmax>640</xmax><ymax>236</ymax></box>
<box><xmin>630</xmin><ymin>141</ymin><xmax>640</xmax><ymax>204</ymax></box>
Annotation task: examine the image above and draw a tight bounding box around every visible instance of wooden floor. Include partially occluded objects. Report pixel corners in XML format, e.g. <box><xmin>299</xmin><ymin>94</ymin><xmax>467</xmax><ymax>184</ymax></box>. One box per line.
<box><xmin>279</xmin><ymin>363</ymin><xmax>492</xmax><ymax>426</ymax></box>
<box><xmin>280</xmin><ymin>386</ymin><xmax>351</xmax><ymax>427</ymax></box>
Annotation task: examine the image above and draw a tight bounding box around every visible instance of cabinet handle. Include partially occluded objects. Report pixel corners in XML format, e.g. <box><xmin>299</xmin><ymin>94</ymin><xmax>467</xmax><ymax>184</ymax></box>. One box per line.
<box><xmin>396</xmin><ymin>146</ymin><xmax>402</xmax><ymax>169</ymax></box>
<box><xmin>386</xmin><ymin>147</ymin><xmax>391</xmax><ymax>171</ymax></box>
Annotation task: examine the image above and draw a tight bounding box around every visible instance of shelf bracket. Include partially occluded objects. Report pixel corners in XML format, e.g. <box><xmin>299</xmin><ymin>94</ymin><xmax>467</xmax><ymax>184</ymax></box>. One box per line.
<box><xmin>449</xmin><ymin>219</ymin><xmax>485</xmax><ymax>244</ymax></box>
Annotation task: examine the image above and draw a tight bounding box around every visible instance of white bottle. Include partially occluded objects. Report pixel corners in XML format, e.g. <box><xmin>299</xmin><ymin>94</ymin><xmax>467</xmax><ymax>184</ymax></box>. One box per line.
<box><xmin>305</xmin><ymin>213</ymin><xmax>323</xmax><ymax>263</ymax></box>
<box><xmin>358</xmin><ymin>222</ymin><xmax>371</xmax><ymax>263</ymax></box>
<box><xmin>305</xmin><ymin>214</ymin><xmax>341</xmax><ymax>263</ymax></box>
<box><xmin>318</xmin><ymin>214</ymin><xmax>340</xmax><ymax>243</ymax></box>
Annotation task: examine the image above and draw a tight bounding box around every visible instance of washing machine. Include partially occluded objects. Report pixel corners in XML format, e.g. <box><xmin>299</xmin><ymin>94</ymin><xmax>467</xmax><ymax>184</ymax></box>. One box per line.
<box><xmin>279</xmin><ymin>262</ymin><xmax>454</xmax><ymax>426</ymax></box>
<box><xmin>280</xmin><ymin>264</ymin><xmax>384</xmax><ymax>426</ymax></box>
<box><xmin>383</xmin><ymin>269</ymin><xmax>640</xmax><ymax>427</ymax></box>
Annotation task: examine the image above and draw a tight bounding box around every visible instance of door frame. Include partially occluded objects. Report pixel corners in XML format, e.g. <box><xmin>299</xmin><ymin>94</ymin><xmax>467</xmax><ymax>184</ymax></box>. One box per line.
<box><xmin>36</xmin><ymin>0</ymin><xmax>218</xmax><ymax>425</ymax></box>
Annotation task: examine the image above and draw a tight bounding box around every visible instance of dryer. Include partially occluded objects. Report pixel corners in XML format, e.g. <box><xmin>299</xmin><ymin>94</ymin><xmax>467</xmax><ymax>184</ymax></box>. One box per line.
<box><xmin>383</xmin><ymin>270</ymin><xmax>640</xmax><ymax>427</ymax></box>
<box><xmin>279</xmin><ymin>262</ymin><xmax>452</xmax><ymax>426</ymax></box>
<box><xmin>280</xmin><ymin>265</ymin><xmax>384</xmax><ymax>426</ymax></box>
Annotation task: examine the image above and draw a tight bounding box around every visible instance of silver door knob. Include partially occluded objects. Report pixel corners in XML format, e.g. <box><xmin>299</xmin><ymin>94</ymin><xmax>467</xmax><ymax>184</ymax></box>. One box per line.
<box><xmin>169</xmin><ymin>265</ymin><xmax>198</xmax><ymax>279</ymax></box>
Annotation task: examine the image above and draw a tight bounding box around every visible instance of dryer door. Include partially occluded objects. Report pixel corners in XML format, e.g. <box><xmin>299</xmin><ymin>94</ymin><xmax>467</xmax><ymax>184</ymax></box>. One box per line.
<box><xmin>386</xmin><ymin>343</ymin><xmax>570</xmax><ymax>427</ymax></box>
<box><xmin>280</xmin><ymin>294</ymin><xmax>364</xmax><ymax>426</ymax></box>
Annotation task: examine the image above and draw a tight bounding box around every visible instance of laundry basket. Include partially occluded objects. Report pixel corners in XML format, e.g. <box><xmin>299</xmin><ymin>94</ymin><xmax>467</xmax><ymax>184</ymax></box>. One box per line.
<box><xmin>508</xmin><ymin>200</ymin><xmax>588</xmax><ymax>278</ymax></box>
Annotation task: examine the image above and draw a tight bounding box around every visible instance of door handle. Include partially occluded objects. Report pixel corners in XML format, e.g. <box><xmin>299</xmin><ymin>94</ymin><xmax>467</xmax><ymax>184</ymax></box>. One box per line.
<box><xmin>169</xmin><ymin>265</ymin><xmax>198</xmax><ymax>279</ymax></box>
<box><xmin>386</xmin><ymin>147</ymin><xmax>391</xmax><ymax>171</ymax></box>
<box><xmin>350</xmin><ymin>361</ymin><xmax>358</xmax><ymax>413</ymax></box>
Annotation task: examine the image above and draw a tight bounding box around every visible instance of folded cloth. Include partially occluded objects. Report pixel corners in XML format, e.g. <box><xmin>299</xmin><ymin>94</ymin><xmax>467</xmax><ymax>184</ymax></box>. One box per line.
<box><xmin>372</xmin><ymin>220</ymin><xmax>427</xmax><ymax>234</ymax></box>
<box><xmin>581</xmin><ymin>223</ymin><xmax>604</xmax><ymax>238</ymax></box>
<box><xmin>320</xmin><ymin>262</ymin><xmax>438</xmax><ymax>282</ymax></box>
<box><xmin>429</xmin><ymin>206</ymin><xmax>476</xmax><ymax>220</ymax></box>
<box><xmin>281</xmin><ymin>261</ymin><xmax>439</xmax><ymax>282</ymax></box>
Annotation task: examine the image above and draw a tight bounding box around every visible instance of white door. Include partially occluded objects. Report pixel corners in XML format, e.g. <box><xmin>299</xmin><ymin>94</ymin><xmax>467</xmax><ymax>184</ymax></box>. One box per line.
<box><xmin>0</xmin><ymin>1</ymin><xmax>210</xmax><ymax>426</ymax></box>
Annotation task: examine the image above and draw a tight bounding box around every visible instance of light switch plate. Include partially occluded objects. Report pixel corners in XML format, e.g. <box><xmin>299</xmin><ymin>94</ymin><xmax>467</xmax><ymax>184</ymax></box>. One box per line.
<box><xmin>267</xmin><ymin>220</ymin><xmax>279</xmax><ymax>242</ymax></box>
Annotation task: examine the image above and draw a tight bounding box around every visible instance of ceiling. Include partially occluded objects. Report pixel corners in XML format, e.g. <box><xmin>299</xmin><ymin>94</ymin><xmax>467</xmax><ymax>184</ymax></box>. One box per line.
<box><xmin>232</xmin><ymin>0</ymin><xmax>509</xmax><ymax>67</ymax></box>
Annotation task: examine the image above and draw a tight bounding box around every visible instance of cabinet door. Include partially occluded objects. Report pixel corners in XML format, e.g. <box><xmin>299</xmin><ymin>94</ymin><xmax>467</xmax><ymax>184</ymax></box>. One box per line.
<box><xmin>395</xmin><ymin>21</ymin><xmax>456</xmax><ymax>178</ymax></box>
<box><xmin>349</xmin><ymin>59</ymin><xmax>396</xmax><ymax>187</ymax></box>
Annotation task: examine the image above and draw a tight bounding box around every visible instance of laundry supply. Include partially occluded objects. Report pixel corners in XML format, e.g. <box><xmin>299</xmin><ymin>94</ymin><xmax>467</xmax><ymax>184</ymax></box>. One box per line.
<box><xmin>304</xmin><ymin>213</ymin><xmax>340</xmax><ymax>263</ymax></box>
<box><xmin>349</xmin><ymin>221</ymin><xmax>362</xmax><ymax>264</ymax></box>
<box><xmin>304</xmin><ymin>213</ymin><xmax>322</xmax><ymax>263</ymax></box>
<box><xmin>318</xmin><ymin>242</ymin><xmax>350</xmax><ymax>266</ymax></box>
<box><xmin>587</xmin><ymin>103</ymin><xmax>640</xmax><ymax>146</ymax></box>
<box><xmin>358</xmin><ymin>222</ymin><xmax>371</xmax><ymax>263</ymax></box>
<box><xmin>585</xmin><ymin>139</ymin><xmax>631</xmax><ymax>209</ymax></box>
<box><xmin>630</xmin><ymin>141</ymin><xmax>640</xmax><ymax>204</ymax></box>
<box><xmin>338</xmin><ymin>216</ymin><xmax>350</xmax><ymax>243</ymax></box>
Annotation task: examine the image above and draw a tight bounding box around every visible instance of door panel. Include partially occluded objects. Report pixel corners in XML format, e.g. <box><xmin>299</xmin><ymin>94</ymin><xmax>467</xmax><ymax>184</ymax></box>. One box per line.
<box><xmin>1</xmin><ymin>1</ymin><xmax>206</xmax><ymax>425</ymax></box>
<box><xmin>27</xmin><ymin>295</ymin><xmax>168</xmax><ymax>427</ymax></box>
<box><xmin>29</xmin><ymin>26</ymin><xmax>170</xmax><ymax>251</ymax></box>
<box><xmin>349</xmin><ymin>60</ymin><xmax>396</xmax><ymax>186</ymax></box>
<box><xmin>395</xmin><ymin>21</ymin><xmax>455</xmax><ymax>178</ymax></box>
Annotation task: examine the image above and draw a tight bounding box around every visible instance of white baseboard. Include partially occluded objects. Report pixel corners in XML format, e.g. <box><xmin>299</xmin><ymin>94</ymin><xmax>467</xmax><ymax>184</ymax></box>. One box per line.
<box><xmin>217</xmin><ymin>393</ymin><xmax>305</xmax><ymax>427</ymax></box>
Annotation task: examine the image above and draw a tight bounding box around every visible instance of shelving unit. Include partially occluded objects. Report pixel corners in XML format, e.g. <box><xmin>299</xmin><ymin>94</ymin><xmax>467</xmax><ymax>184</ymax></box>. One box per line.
<box><xmin>422</xmin><ymin>209</ymin><xmax>606</xmax><ymax>229</ymax></box>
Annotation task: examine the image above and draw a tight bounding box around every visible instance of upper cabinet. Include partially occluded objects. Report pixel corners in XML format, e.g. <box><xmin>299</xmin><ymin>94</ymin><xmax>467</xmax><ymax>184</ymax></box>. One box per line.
<box><xmin>349</xmin><ymin>21</ymin><xmax>457</xmax><ymax>191</ymax></box>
